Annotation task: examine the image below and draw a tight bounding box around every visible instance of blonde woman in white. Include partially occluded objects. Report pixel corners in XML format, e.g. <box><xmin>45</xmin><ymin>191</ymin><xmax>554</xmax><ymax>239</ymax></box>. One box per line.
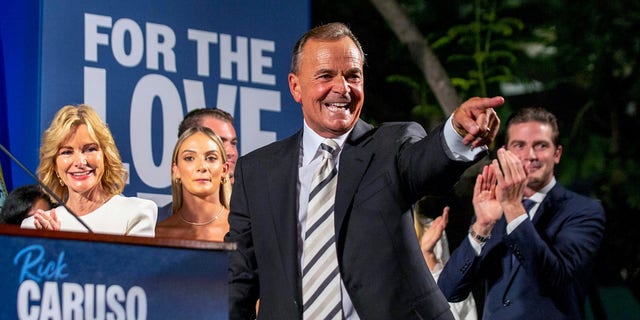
<box><xmin>21</xmin><ymin>104</ymin><xmax>157</xmax><ymax>236</ymax></box>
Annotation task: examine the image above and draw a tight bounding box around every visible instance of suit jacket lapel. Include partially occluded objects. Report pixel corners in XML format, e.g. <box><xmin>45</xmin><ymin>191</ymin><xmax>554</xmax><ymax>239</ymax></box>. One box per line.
<box><xmin>334</xmin><ymin>120</ymin><xmax>374</xmax><ymax>242</ymax></box>
<box><xmin>505</xmin><ymin>185</ymin><xmax>564</xmax><ymax>293</ymax></box>
<box><xmin>492</xmin><ymin>218</ymin><xmax>515</xmax><ymax>275</ymax></box>
<box><xmin>531</xmin><ymin>184</ymin><xmax>563</xmax><ymax>227</ymax></box>
<box><xmin>265</xmin><ymin>132</ymin><xmax>303</xmax><ymax>294</ymax></box>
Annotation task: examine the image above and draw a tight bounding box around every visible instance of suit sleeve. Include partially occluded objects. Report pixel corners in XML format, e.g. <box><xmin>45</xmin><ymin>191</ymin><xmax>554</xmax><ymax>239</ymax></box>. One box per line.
<box><xmin>225</xmin><ymin>158</ymin><xmax>259</xmax><ymax>319</ymax></box>
<box><xmin>397</xmin><ymin>122</ymin><xmax>477</xmax><ymax>200</ymax></box>
<box><xmin>437</xmin><ymin>237</ymin><xmax>484</xmax><ymax>302</ymax></box>
<box><xmin>505</xmin><ymin>197</ymin><xmax>605</xmax><ymax>292</ymax></box>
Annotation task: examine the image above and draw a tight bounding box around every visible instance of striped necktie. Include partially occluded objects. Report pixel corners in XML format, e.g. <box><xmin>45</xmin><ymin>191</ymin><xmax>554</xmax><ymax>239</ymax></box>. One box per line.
<box><xmin>302</xmin><ymin>139</ymin><xmax>343</xmax><ymax>320</ymax></box>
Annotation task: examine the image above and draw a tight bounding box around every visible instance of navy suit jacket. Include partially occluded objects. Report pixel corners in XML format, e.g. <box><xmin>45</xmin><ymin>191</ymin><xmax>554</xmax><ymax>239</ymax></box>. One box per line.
<box><xmin>225</xmin><ymin>120</ymin><xmax>476</xmax><ymax>320</ymax></box>
<box><xmin>438</xmin><ymin>183</ymin><xmax>606</xmax><ymax>319</ymax></box>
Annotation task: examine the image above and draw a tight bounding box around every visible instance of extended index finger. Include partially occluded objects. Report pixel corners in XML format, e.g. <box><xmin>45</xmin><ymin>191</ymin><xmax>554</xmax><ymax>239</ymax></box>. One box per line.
<box><xmin>456</xmin><ymin>96</ymin><xmax>504</xmax><ymax>135</ymax></box>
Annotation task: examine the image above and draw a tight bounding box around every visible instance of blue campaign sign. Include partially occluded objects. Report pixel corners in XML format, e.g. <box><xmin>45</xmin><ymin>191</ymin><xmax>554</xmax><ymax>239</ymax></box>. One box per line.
<box><xmin>0</xmin><ymin>0</ymin><xmax>309</xmax><ymax>205</ymax></box>
<box><xmin>0</xmin><ymin>228</ymin><xmax>231</xmax><ymax>319</ymax></box>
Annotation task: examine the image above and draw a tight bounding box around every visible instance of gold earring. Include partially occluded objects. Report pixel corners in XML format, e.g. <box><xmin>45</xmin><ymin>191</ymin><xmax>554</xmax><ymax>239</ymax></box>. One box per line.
<box><xmin>221</xmin><ymin>176</ymin><xmax>228</xmax><ymax>184</ymax></box>
<box><xmin>175</xmin><ymin>178</ymin><xmax>181</xmax><ymax>185</ymax></box>
<box><xmin>56</xmin><ymin>173</ymin><xmax>65</xmax><ymax>186</ymax></box>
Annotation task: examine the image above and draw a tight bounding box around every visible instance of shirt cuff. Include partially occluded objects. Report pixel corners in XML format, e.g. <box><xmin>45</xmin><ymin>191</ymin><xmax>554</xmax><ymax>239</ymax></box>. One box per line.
<box><xmin>506</xmin><ymin>214</ymin><xmax>528</xmax><ymax>234</ymax></box>
<box><xmin>443</xmin><ymin>116</ymin><xmax>487</xmax><ymax>161</ymax></box>
<box><xmin>468</xmin><ymin>234</ymin><xmax>484</xmax><ymax>256</ymax></box>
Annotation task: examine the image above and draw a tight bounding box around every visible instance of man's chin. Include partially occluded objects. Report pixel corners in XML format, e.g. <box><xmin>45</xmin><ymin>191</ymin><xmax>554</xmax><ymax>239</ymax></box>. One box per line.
<box><xmin>527</xmin><ymin>177</ymin><xmax>545</xmax><ymax>190</ymax></box>
<box><xmin>327</xmin><ymin>119</ymin><xmax>357</xmax><ymax>133</ymax></box>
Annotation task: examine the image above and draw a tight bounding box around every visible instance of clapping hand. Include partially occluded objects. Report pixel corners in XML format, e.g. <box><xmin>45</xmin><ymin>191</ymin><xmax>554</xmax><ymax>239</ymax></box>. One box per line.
<box><xmin>491</xmin><ymin>147</ymin><xmax>528</xmax><ymax>222</ymax></box>
<box><xmin>471</xmin><ymin>164</ymin><xmax>502</xmax><ymax>236</ymax></box>
<box><xmin>33</xmin><ymin>208</ymin><xmax>60</xmax><ymax>231</ymax></box>
<box><xmin>420</xmin><ymin>206</ymin><xmax>449</xmax><ymax>271</ymax></box>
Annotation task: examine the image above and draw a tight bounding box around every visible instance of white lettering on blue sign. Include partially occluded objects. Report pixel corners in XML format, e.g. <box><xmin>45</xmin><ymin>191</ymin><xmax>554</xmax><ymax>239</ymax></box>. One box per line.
<box><xmin>82</xmin><ymin>12</ymin><xmax>284</xmax><ymax>202</ymax></box>
<box><xmin>13</xmin><ymin>245</ymin><xmax>148</xmax><ymax>319</ymax></box>
<box><xmin>84</xmin><ymin>13</ymin><xmax>275</xmax><ymax>82</ymax></box>
<box><xmin>17</xmin><ymin>280</ymin><xmax>148</xmax><ymax>320</ymax></box>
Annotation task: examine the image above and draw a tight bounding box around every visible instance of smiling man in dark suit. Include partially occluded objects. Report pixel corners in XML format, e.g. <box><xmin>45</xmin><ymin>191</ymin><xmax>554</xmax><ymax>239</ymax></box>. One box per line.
<box><xmin>438</xmin><ymin>107</ymin><xmax>606</xmax><ymax>319</ymax></box>
<box><xmin>225</xmin><ymin>22</ymin><xmax>504</xmax><ymax>320</ymax></box>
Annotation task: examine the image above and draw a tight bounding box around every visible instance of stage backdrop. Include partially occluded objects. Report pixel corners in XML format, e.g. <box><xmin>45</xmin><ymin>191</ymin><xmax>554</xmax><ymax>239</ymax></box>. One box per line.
<box><xmin>0</xmin><ymin>0</ymin><xmax>309</xmax><ymax>206</ymax></box>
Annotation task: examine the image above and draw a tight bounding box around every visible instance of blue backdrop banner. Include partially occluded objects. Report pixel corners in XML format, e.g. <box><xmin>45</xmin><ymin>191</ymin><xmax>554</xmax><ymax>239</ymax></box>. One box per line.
<box><xmin>0</xmin><ymin>0</ymin><xmax>309</xmax><ymax>206</ymax></box>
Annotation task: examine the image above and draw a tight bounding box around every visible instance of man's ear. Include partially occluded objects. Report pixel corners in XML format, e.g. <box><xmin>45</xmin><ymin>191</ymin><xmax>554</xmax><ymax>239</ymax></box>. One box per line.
<box><xmin>554</xmin><ymin>145</ymin><xmax>563</xmax><ymax>163</ymax></box>
<box><xmin>288</xmin><ymin>73</ymin><xmax>302</xmax><ymax>103</ymax></box>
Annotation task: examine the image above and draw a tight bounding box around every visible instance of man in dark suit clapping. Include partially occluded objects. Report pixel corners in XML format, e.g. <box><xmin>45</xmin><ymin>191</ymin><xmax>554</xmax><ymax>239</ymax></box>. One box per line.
<box><xmin>438</xmin><ymin>107</ymin><xmax>606</xmax><ymax>319</ymax></box>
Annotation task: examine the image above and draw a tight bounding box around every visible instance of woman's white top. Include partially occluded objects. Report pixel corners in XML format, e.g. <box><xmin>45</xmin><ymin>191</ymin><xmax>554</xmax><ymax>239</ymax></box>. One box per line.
<box><xmin>21</xmin><ymin>195</ymin><xmax>157</xmax><ymax>237</ymax></box>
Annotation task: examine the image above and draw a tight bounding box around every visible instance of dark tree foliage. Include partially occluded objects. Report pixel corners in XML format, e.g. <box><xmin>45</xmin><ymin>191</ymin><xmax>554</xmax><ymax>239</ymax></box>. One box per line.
<box><xmin>313</xmin><ymin>0</ymin><xmax>640</xmax><ymax>311</ymax></box>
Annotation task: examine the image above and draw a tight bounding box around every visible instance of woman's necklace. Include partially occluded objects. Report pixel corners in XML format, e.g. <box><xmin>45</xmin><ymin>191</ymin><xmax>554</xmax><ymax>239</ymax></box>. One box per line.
<box><xmin>179</xmin><ymin>206</ymin><xmax>224</xmax><ymax>226</ymax></box>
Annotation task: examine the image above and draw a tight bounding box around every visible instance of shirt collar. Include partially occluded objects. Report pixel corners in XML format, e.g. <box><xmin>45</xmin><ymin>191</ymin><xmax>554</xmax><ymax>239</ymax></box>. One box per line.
<box><xmin>302</xmin><ymin>120</ymin><xmax>350</xmax><ymax>166</ymax></box>
<box><xmin>527</xmin><ymin>176</ymin><xmax>556</xmax><ymax>204</ymax></box>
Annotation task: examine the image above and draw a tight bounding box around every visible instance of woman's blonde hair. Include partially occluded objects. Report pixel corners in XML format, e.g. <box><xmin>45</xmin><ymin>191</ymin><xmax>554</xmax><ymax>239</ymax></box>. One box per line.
<box><xmin>37</xmin><ymin>104</ymin><xmax>127</xmax><ymax>201</ymax></box>
<box><xmin>171</xmin><ymin>126</ymin><xmax>230</xmax><ymax>214</ymax></box>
